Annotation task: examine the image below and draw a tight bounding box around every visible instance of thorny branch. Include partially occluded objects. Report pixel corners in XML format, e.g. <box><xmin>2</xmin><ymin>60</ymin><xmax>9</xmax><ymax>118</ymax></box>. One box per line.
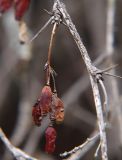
<box><xmin>0</xmin><ymin>128</ymin><xmax>38</xmax><ymax>160</ymax></box>
<box><xmin>1</xmin><ymin>0</ymin><xmax>120</xmax><ymax>159</ymax></box>
<box><xmin>53</xmin><ymin>0</ymin><xmax>108</xmax><ymax>160</ymax></box>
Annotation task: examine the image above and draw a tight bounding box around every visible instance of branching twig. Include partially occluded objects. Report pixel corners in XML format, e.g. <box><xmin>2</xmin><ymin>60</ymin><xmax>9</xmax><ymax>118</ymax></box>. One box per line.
<box><xmin>65</xmin><ymin>130</ymin><xmax>99</xmax><ymax>160</ymax></box>
<box><xmin>53</xmin><ymin>1</ymin><xmax>108</xmax><ymax>160</ymax></box>
<box><xmin>60</xmin><ymin>133</ymin><xmax>99</xmax><ymax>158</ymax></box>
<box><xmin>0</xmin><ymin>128</ymin><xmax>38</xmax><ymax>160</ymax></box>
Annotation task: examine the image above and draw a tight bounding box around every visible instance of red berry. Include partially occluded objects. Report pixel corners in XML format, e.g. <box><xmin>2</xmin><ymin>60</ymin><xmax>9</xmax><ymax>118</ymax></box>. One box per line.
<box><xmin>45</xmin><ymin>126</ymin><xmax>57</xmax><ymax>154</ymax></box>
<box><xmin>40</xmin><ymin>86</ymin><xmax>52</xmax><ymax>116</ymax></box>
<box><xmin>0</xmin><ymin>0</ymin><xmax>13</xmax><ymax>13</ymax></box>
<box><xmin>14</xmin><ymin>0</ymin><xmax>30</xmax><ymax>20</ymax></box>
<box><xmin>51</xmin><ymin>94</ymin><xmax>64</xmax><ymax>123</ymax></box>
<box><xmin>32</xmin><ymin>100</ymin><xmax>42</xmax><ymax>126</ymax></box>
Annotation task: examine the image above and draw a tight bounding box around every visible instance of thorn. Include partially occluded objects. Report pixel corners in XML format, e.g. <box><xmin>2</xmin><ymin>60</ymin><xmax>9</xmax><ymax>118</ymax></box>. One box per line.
<box><xmin>101</xmin><ymin>64</ymin><xmax>119</xmax><ymax>73</ymax></box>
<box><xmin>104</xmin><ymin>72</ymin><xmax>122</xmax><ymax>79</ymax></box>
<box><xmin>43</xmin><ymin>9</ymin><xmax>53</xmax><ymax>16</ymax></box>
<box><xmin>28</xmin><ymin>17</ymin><xmax>52</xmax><ymax>44</ymax></box>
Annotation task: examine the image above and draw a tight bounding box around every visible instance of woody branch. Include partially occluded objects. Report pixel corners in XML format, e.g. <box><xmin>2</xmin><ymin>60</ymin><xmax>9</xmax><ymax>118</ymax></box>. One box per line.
<box><xmin>0</xmin><ymin>128</ymin><xmax>38</xmax><ymax>160</ymax></box>
<box><xmin>53</xmin><ymin>0</ymin><xmax>108</xmax><ymax>159</ymax></box>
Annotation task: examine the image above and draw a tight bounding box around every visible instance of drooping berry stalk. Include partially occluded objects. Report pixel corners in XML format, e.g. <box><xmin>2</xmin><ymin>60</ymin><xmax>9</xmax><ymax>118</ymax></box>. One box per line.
<box><xmin>46</xmin><ymin>23</ymin><xmax>58</xmax><ymax>85</ymax></box>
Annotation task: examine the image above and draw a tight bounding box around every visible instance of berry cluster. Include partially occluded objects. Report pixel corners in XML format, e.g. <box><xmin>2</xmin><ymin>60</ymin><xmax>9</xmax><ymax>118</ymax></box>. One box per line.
<box><xmin>32</xmin><ymin>84</ymin><xmax>64</xmax><ymax>153</ymax></box>
<box><xmin>0</xmin><ymin>0</ymin><xmax>30</xmax><ymax>20</ymax></box>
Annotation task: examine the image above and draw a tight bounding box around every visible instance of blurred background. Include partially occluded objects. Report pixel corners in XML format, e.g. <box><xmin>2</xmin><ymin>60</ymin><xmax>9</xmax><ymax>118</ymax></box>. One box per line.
<box><xmin>0</xmin><ymin>0</ymin><xmax>122</xmax><ymax>159</ymax></box>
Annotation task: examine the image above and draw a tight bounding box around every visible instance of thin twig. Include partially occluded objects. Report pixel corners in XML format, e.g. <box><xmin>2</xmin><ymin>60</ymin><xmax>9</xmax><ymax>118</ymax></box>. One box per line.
<box><xmin>47</xmin><ymin>23</ymin><xmax>58</xmax><ymax>65</ymax></box>
<box><xmin>66</xmin><ymin>130</ymin><xmax>99</xmax><ymax>160</ymax></box>
<box><xmin>90</xmin><ymin>75</ymin><xmax>108</xmax><ymax>160</ymax></box>
<box><xmin>100</xmin><ymin>64</ymin><xmax>118</xmax><ymax>73</ymax></box>
<box><xmin>99</xmin><ymin>79</ymin><xmax>109</xmax><ymax>118</ymax></box>
<box><xmin>60</xmin><ymin>133</ymin><xmax>99</xmax><ymax>158</ymax></box>
<box><xmin>50</xmin><ymin>69</ymin><xmax>57</xmax><ymax>92</ymax></box>
<box><xmin>104</xmin><ymin>72</ymin><xmax>122</xmax><ymax>79</ymax></box>
<box><xmin>46</xmin><ymin>23</ymin><xmax>58</xmax><ymax>85</ymax></box>
<box><xmin>94</xmin><ymin>142</ymin><xmax>101</xmax><ymax>158</ymax></box>
<box><xmin>0</xmin><ymin>128</ymin><xmax>38</xmax><ymax>160</ymax></box>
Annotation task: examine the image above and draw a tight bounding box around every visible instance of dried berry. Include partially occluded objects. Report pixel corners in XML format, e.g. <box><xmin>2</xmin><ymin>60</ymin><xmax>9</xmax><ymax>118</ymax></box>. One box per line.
<box><xmin>45</xmin><ymin>126</ymin><xmax>57</xmax><ymax>154</ymax></box>
<box><xmin>55</xmin><ymin>98</ymin><xmax>64</xmax><ymax>123</ymax></box>
<box><xmin>51</xmin><ymin>93</ymin><xmax>64</xmax><ymax>124</ymax></box>
<box><xmin>0</xmin><ymin>0</ymin><xmax>13</xmax><ymax>13</ymax></box>
<box><xmin>40</xmin><ymin>85</ymin><xmax>52</xmax><ymax>116</ymax></box>
<box><xmin>32</xmin><ymin>100</ymin><xmax>42</xmax><ymax>126</ymax></box>
<box><xmin>14</xmin><ymin>0</ymin><xmax>30</xmax><ymax>20</ymax></box>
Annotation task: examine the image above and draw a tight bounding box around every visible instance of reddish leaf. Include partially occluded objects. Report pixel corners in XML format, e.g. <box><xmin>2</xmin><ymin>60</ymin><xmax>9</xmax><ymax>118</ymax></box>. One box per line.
<box><xmin>14</xmin><ymin>0</ymin><xmax>30</xmax><ymax>20</ymax></box>
<box><xmin>0</xmin><ymin>0</ymin><xmax>13</xmax><ymax>13</ymax></box>
<box><xmin>45</xmin><ymin>126</ymin><xmax>57</xmax><ymax>154</ymax></box>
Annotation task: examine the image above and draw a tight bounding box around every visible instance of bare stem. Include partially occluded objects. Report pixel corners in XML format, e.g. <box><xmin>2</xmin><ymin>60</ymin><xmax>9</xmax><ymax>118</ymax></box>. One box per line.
<box><xmin>46</xmin><ymin>23</ymin><xmax>58</xmax><ymax>85</ymax></box>
<box><xmin>101</xmin><ymin>64</ymin><xmax>118</xmax><ymax>73</ymax></box>
<box><xmin>0</xmin><ymin>128</ymin><xmax>37</xmax><ymax>160</ymax></box>
<box><xmin>99</xmin><ymin>79</ymin><xmax>109</xmax><ymax>118</ymax></box>
<box><xmin>104</xmin><ymin>72</ymin><xmax>122</xmax><ymax>79</ymax></box>
<box><xmin>90</xmin><ymin>75</ymin><xmax>108</xmax><ymax>160</ymax></box>
<box><xmin>47</xmin><ymin>23</ymin><xmax>58</xmax><ymax>65</ymax></box>
<box><xmin>60</xmin><ymin>133</ymin><xmax>99</xmax><ymax>158</ymax></box>
<box><xmin>50</xmin><ymin>69</ymin><xmax>57</xmax><ymax>93</ymax></box>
